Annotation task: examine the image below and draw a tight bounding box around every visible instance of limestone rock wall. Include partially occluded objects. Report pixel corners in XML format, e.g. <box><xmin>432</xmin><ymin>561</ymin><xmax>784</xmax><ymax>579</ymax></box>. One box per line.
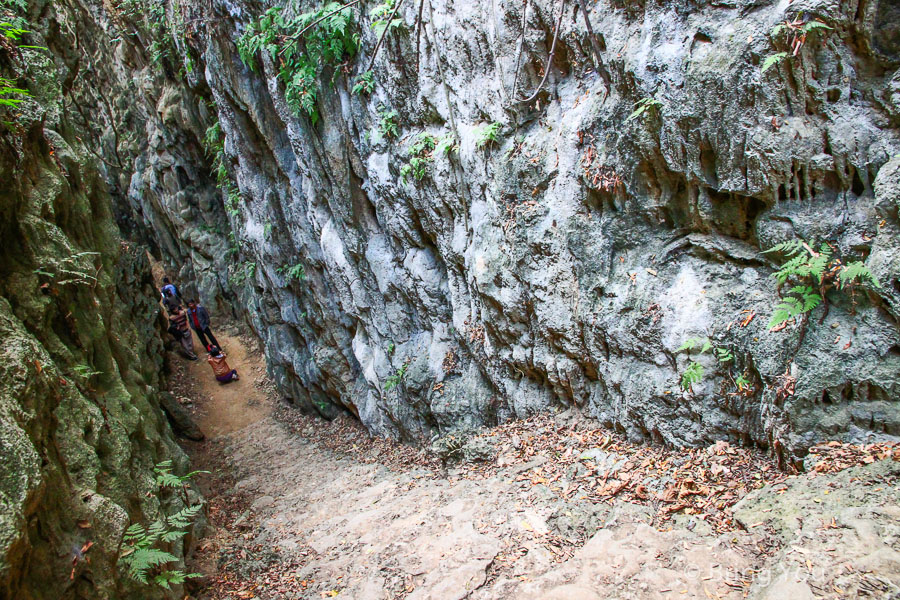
<box><xmin>0</xmin><ymin>6</ymin><xmax>198</xmax><ymax>597</ymax></box>
<box><xmin>37</xmin><ymin>0</ymin><xmax>900</xmax><ymax>465</ymax></box>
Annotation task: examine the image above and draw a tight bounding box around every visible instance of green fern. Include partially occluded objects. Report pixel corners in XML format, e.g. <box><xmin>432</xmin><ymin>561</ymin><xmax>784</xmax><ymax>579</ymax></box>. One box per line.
<box><xmin>352</xmin><ymin>70</ymin><xmax>374</xmax><ymax>96</ymax></box>
<box><xmin>237</xmin><ymin>2</ymin><xmax>359</xmax><ymax>123</ymax></box>
<box><xmin>802</xmin><ymin>20</ymin><xmax>832</xmax><ymax>33</ymax></box>
<box><xmin>153</xmin><ymin>570</ymin><xmax>202</xmax><ymax>589</ymax></box>
<box><xmin>435</xmin><ymin>134</ymin><xmax>458</xmax><ymax>157</ymax></box>
<box><xmin>122</xmin><ymin>547</ymin><xmax>179</xmax><ymax>583</ymax></box>
<box><xmin>765</xmin><ymin>240</ymin><xmax>831</xmax><ymax>284</ymax></box>
<box><xmin>370</xmin><ymin>0</ymin><xmax>404</xmax><ymax>35</ymax></box>
<box><xmin>625</xmin><ymin>97</ymin><xmax>662</xmax><ymax>122</ymax></box>
<box><xmin>119</xmin><ymin>462</ymin><xmax>205</xmax><ymax>589</ymax></box>
<box><xmin>376</xmin><ymin>105</ymin><xmax>399</xmax><ymax>139</ymax></box>
<box><xmin>681</xmin><ymin>361</ymin><xmax>703</xmax><ymax>392</ymax></box>
<box><xmin>761</xmin><ymin>52</ymin><xmax>789</xmax><ymax>73</ymax></box>
<box><xmin>400</xmin><ymin>133</ymin><xmax>437</xmax><ymax>183</ymax></box>
<box><xmin>768</xmin><ymin>286</ymin><xmax>822</xmax><ymax>329</ymax></box>
<box><xmin>278</xmin><ymin>262</ymin><xmax>307</xmax><ymax>283</ymax></box>
<box><xmin>839</xmin><ymin>261</ymin><xmax>880</xmax><ymax>289</ymax></box>
<box><xmin>715</xmin><ymin>347</ymin><xmax>734</xmax><ymax>363</ymax></box>
<box><xmin>384</xmin><ymin>363</ymin><xmax>407</xmax><ymax>391</ymax></box>
<box><xmin>475</xmin><ymin>122</ymin><xmax>502</xmax><ymax>150</ymax></box>
<box><xmin>167</xmin><ymin>503</ymin><xmax>203</xmax><ymax>529</ymax></box>
<box><xmin>677</xmin><ymin>337</ymin><xmax>712</xmax><ymax>353</ymax></box>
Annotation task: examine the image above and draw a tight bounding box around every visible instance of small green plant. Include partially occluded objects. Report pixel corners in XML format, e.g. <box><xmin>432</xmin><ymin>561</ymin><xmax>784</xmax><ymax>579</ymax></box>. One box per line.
<box><xmin>118</xmin><ymin>461</ymin><xmax>206</xmax><ymax>589</ymax></box>
<box><xmin>714</xmin><ymin>347</ymin><xmax>734</xmax><ymax>363</ymax></box>
<box><xmin>0</xmin><ymin>11</ymin><xmax>45</xmax><ymax>120</ymax></box>
<box><xmin>475</xmin><ymin>122</ymin><xmax>502</xmax><ymax>150</ymax></box>
<box><xmin>277</xmin><ymin>262</ymin><xmax>306</xmax><ymax>282</ymax></box>
<box><xmin>225</xmin><ymin>183</ymin><xmax>242</xmax><ymax>217</ymax></box>
<box><xmin>681</xmin><ymin>361</ymin><xmax>704</xmax><ymax>392</ymax></box>
<box><xmin>435</xmin><ymin>134</ymin><xmax>458</xmax><ymax>157</ymax></box>
<box><xmin>384</xmin><ymin>362</ymin><xmax>407</xmax><ymax>390</ymax></box>
<box><xmin>370</xmin><ymin>0</ymin><xmax>404</xmax><ymax>35</ymax></box>
<box><xmin>377</xmin><ymin>104</ymin><xmax>399</xmax><ymax>139</ymax></box>
<box><xmin>73</xmin><ymin>364</ymin><xmax>103</xmax><ymax>379</ymax></box>
<box><xmin>676</xmin><ymin>337</ymin><xmax>734</xmax><ymax>392</ymax></box>
<box><xmin>734</xmin><ymin>373</ymin><xmax>751</xmax><ymax>393</ymax></box>
<box><xmin>32</xmin><ymin>252</ymin><xmax>101</xmax><ymax>286</ymax></box>
<box><xmin>229</xmin><ymin>261</ymin><xmax>256</xmax><ymax>286</ymax></box>
<box><xmin>352</xmin><ymin>70</ymin><xmax>374</xmax><ymax>95</ymax></box>
<box><xmin>762</xmin><ymin>16</ymin><xmax>832</xmax><ymax>74</ymax></box>
<box><xmin>625</xmin><ymin>97</ymin><xmax>662</xmax><ymax>122</ymax></box>
<box><xmin>0</xmin><ymin>76</ymin><xmax>29</xmax><ymax>108</ymax></box>
<box><xmin>677</xmin><ymin>337</ymin><xmax>712</xmax><ymax>354</ymax></box>
<box><xmin>400</xmin><ymin>132</ymin><xmax>436</xmax><ymax>183</ymax></box>
<box><xmin>237</xmin><ymin>2</ymin><xmax>359</xmax><ymax>123</ymax></box>
<box><xmin>386</xmin><ymin>341</ymin><xmax>395</xmax><ymax>355</ymax></box>
<box><xmin>762</xmin><ymin>240</ymin><xmax>880</xmax><ymax>330</ymax></box>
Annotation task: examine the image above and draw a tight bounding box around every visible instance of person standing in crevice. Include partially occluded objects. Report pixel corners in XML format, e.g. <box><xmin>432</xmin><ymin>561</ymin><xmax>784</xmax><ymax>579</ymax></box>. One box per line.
<box><xmin>160</xmin><ymin>276</ymin><xmax>183</xmax><ymax>305</ymax></box>
<box><xmin>168</xmin><ymin>304</ymin><xmax>198</xmax><ymax>360</ymax></box>
<box><xmin>187</xmin><ymin>299</ymin><xmax>220</xmax><ymax>351</ymax></box>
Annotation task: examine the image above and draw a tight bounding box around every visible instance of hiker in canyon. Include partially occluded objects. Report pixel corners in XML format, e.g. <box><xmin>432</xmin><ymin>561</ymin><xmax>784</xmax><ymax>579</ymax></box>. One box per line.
<box><xmin>168</xmin><ymin>303</ymin><xmax>198</xmax><ymax>360</ymax></box>
<box><xmin>187</xmin><ymin>298</ymin><xmax>221</xmax><ymax>350</ymax></box>
<box><xmin>160</xmin><ymin>276</ymin><xmax>183</xmax><ymax>304</ymax></box>
<box><xmin>162</xmin><ymin>288</ymin><xmax>180</xmax><ymax>312</ymax></box>
<box><xmin>206</xmin><ymin>345</ymin><xmax>239</xmax><ymax>383</ymax></box>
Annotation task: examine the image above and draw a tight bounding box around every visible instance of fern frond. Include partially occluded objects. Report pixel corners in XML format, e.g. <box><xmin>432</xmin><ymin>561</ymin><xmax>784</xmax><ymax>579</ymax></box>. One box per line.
<box><xmin>801</xmin><ymin>291</ymin><xmax>822</xmax><ymax>312</ymax></box>
<box><xmin>762</xmin><ymin>239</ymin><xmax>805</xmax><ymax>256</ymax></box>
<box><xmin>123</xmin><ymin>548</ymin><xmax>178</xmax><ymax>582</ymax></box>
<box><xmin>156</xmin><ymin>472</ymin><xmax>185</xmax><ymax>488</ymax></box>
<box><xmin>123</xmin><ymin>523</ymin><xmax>146</xmax><ymax>541</ymax></box>
<box><xmin>761</xmin><ymin>52</ymin><xmax>789</xmax><ymax>73</ymax></box>
<box><xmin>802</xmin><ymin>20</ymin><xmax>832</xmax><ymax>32</ymax></box>
<box><xmin>769</xmin><ymin>296</ymin><xmax>802</xmax><ymax>329</ymax></box>
<box><xmin>142</xmin><ymin>521</ymin><xmax>166</xmax><ymax>546</ymax></box>
<box><xmin>161</xmin><ymin>530</ymin><xmax>188</xmax><ymax>543</ymax></box>
<box><xmin>153</xmin><ymin>570</ymin><xmax>202</xmax><ymax>589</ymax></box>
<box><xmin>681</xmin><ymin>361</ymin><xmax>704</xmax><ymax>391</ymax></box>
<box><xmin>840</xmin><ymin>261</ymin><xmax>881</xmax><ymax>289</ymax></box>
<box><xmin>677</xmin><ymin>337</ymin><xmax>701</xmax><ymax>352</ymax></box>
<box><xmin>167</xmin><ymin>504</ymin><xmax>203</xmax><ymax>529</ymax></box>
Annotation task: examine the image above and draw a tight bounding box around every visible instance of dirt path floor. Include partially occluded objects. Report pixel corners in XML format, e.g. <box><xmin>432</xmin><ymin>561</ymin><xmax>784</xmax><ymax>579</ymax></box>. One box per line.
<box><xmin>165</xmin><ymin>326</ymin><xmax>900</xmax><ymax>600</ymax></box>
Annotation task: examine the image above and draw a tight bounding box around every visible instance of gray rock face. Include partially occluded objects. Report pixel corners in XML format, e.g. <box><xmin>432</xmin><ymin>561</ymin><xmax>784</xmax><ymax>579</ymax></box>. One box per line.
<box><xmin>26</xmin><ymin>0</ymin><xmax>900</xmax><ymax>463</ymax></box>
<box><xmin>0</xmin><ymin>7</ymin><xmax>202</xmax><ymax>597</ymax></box>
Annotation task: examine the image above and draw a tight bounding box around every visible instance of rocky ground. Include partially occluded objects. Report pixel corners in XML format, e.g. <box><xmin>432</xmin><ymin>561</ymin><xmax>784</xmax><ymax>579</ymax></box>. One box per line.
<box><xmin>170</xmin><ymin>327</ymin><xmax>900</xmax><ymax>600</ymax></box>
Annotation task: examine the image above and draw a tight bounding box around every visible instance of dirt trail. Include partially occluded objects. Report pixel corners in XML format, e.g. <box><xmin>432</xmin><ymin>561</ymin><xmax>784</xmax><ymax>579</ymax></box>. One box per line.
<box><xmin>168</xmin><ymin>326</ymin><xmax>900</xmax><ymax>600</ymax></box>
<box><xmin>182</xmin><ymin>327</ymin><xmax>270</xmax><ymax>437</ymax></box>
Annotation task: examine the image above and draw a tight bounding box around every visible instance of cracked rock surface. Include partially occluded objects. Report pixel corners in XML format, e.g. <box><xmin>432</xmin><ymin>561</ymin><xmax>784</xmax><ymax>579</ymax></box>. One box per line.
<box><xmin>19</xmin><ymin>0</ymin><xmax>900</xmax><ymax>462</ymax></box>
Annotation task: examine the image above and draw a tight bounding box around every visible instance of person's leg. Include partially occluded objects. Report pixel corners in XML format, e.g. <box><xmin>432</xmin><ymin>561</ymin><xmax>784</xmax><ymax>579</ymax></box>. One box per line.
<box><xmin>180</xmin><ymin>332</ymin><xmax>197</xmax><ymax>359</ymax></box>
<box><xmin>203</xmin><ymin>328</ymin><xmax>220</xmax><ymax>349</ymax></box>
<box><xmin>193</xmin><ymin>328</ymin><xmax>209</xmax><ymax>349</ymax></box>
<box><xmin>230</xmin><ymin>369</ymin><xmax>239</xmax><ymax>381</ymax></box>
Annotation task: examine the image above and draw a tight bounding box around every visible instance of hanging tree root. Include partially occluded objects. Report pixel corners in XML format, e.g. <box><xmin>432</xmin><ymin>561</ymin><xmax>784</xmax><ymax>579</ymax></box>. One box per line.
<box><xmin>575</xmin><ymin>0</ymin><xmax>611</xmax><ymax>94</ymax></box>
<box><xmin>366</xmin><ymin>0</ymin><xmax>405</xmax><ymax>73</ymax></box>
<box><xmin>516</xmin><ymin>0</ymin><xmax>565</xmax><ymax>104</ymax></box>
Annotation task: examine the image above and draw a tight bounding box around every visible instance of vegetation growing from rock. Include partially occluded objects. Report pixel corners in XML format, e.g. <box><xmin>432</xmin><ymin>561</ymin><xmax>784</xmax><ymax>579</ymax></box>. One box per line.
<box><xmin>763</xmin><ymin>240</ymin><xmax>880</xmax><ymax>330</ymax></box>
<box><xmin>400</xmin><ymin>132</ymin><xmax>436</xmax><ymax>183</ymax></box>
<box><xmin>118</xmin><ymin>461</ymin><xmax>205</xmax><ymax>589</ymax></box>
<box><xmin>237</xmin><ymin>2</ymin><xmax>359</xmax><ymax>123</ymax></box>
<box><xmin>376</xmin><ymin>104</ymin><xmax>399</xmax><ymax>139</ymax></box>
<box><xmin>475</xmin><ymin>121</ymin><xmax>502</xmax><ymax>150</ymax></box>
<box><xmin>762</xmin><ymin>15</ymin><xmax>833</xmax><ymax>74</ymax></box>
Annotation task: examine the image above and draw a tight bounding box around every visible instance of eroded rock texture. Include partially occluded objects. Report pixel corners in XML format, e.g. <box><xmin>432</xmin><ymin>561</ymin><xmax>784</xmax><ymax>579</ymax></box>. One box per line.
<box><xmin>25</xmin><ymin>0</ymin><xmax>900</xmax><ymax>464</ymax></box>
<box><xmin>0</xmin><ymin>13</ymin><xmax>199</xmax><ymax>598</ymax></box>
